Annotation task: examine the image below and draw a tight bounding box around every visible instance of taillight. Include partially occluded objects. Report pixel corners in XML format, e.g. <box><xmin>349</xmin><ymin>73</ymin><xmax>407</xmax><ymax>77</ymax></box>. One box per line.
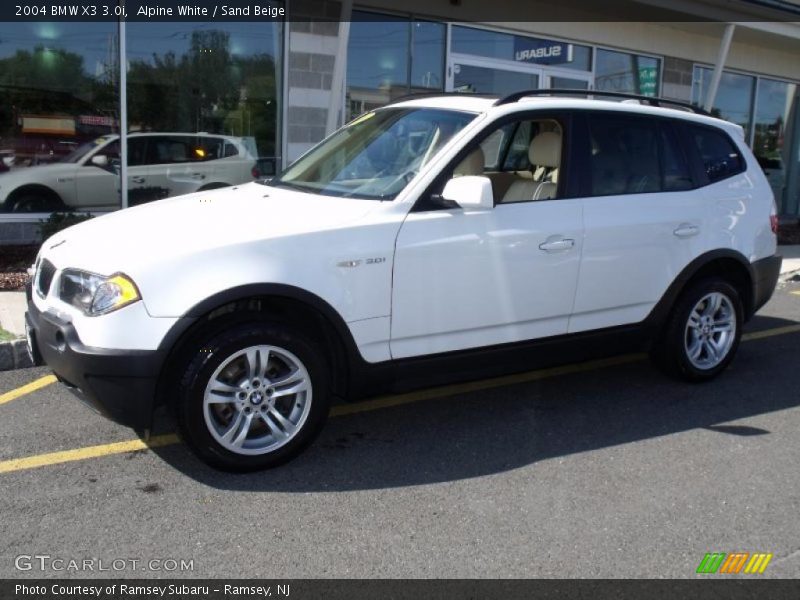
<box><xmin>251</xmin><ymin>166</ymin><xmax>261</xmax><ymax>179</ymax></box>
<box><xmin>770</xmin><ymin>214</ymin><xmax>779</xmax><ymax>234</ymax></box>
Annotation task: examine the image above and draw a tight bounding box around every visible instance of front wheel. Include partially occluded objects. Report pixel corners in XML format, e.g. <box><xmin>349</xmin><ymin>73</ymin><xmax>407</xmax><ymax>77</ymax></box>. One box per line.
<box><xmin>176</xmin><ymin>321</ymin><xmax>331</xmax><ymax>471</ymax></box>
<box><xmin>651</xmin><ymin>278</ymin><xmax>743</xmax><ymax>382</ymax></box>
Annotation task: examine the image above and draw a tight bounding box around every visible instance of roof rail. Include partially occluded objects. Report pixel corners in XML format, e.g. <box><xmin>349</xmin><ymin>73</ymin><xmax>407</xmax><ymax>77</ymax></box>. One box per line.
<box><xmin>493</xmin><ymin>89</ymin><xmax>712</xmax><ymax>116</ymax></box>
<box><xmin>391</xmin><ymin>91</ymin><xmax>497</xmax><ymax>103</ymax></box>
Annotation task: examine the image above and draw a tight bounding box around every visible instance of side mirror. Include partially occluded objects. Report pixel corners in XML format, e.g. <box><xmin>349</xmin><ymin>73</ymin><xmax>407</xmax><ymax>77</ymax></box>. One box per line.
<box><xmin>91</xmin><ymin>155</ymin><xmax>109</xmax><ymax>167</ymax></box>
<box><xmin>441</xmin><ymin>175</ymin><xmax>494</xmax><ymax>210</ymax></box>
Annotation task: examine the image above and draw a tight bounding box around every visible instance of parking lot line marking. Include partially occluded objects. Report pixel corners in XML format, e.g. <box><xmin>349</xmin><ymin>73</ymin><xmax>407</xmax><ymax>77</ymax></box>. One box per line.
<box><xmin>1</xmin><ymin>322</ymin><xmax>799</xmax><ymax>474</ymax></box>
<box><xmin>741</xmin><ymin>323</ymin><xmax>800</xmax><ymax>341</ymax></box>
<box><xmin>791</xmin><ymin>290</ymin><xmax>800</xmax><ymax>296</ymax></box>
<box><xmin>0</xmin><ymin>374</ymin><xmax>57</xmax><ymax>406</ymax></box>
<box><xmin>0</xmin><ymin>433</ymin><xmax>179</xmax><ymax>474</ymax></box>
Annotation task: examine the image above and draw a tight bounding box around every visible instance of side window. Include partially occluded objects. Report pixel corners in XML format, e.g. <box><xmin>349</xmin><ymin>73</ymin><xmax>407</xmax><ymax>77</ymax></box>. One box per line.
<box><xmin>689</xmin><ymin>125</ymin><xmax>745</xmax><ymax>183</ymax></box>
<box><xmin>453</xmin><ymin>117</ymin><xmax>564</xmax><ymax>204</ymax></box>
<box><xmin>127</xmin><ymin>138</ymin><xmax>147</xmax><ymax>167</ymax></box>
<box><xmin>148</xmin><ymin>136</ymin><xmax>193</xmax><ymax>165</ymax></box>
<box><xmin>588</xmin><ymin>115</ymin><xmax>660</xmax><ymax>196</ymax></box>
<box><xmin>99</xmin><ymin>140</ymin><xmax>120</xmax><ymax>161</ymax></box>
<box><xmin>479</xmin><ymin>125</ymin><xmax>511</xmax><ymax>171</ymax></box>
<box><xmin>502</xmin><ymin>121</ymin><xmax>533</xmax><ymax>172</ymax></box>
<box><xmin>223</xmin><ymin>141</ymin><xmax>239</xmax><ymax>158</ymax></box>
<box><xmin>659</xmin><ymin>125</ymin><xmax>693</xmax><ymax>192</ymax></box>
<box><xmin>199</xmin><ymin>137</ymin><xmax>225</xmax><ymax>160</ymax></box>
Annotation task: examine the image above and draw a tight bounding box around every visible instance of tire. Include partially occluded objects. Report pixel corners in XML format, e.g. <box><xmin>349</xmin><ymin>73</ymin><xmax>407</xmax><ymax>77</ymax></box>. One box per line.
<box><xmin>651</xmin><ymin>278</ymin><xmax>743</xmax><ymax>382</ymax></box>
<box><xmin>10</xmin><ymin>192</ymin><xmax>64</xmax><ymax>213</ymax></box>
<box><xmin>175</xmin><ymin>320</ymin><xmax>331</xmax><ymax>471</ymax></box>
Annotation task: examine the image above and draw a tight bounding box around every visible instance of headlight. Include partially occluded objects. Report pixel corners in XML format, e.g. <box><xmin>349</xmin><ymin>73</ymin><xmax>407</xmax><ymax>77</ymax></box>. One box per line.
<box><xmin>59</xmin><ymin>270</ymin><xmax>140</xmax><ymax>316</ymax></box>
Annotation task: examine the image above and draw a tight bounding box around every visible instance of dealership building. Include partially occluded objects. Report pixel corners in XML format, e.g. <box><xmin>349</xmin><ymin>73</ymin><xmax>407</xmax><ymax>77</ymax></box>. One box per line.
<box><xmin>1</xmin><ymin>0</ymin><xmax>800</xmax><ymax>242</ymax></box>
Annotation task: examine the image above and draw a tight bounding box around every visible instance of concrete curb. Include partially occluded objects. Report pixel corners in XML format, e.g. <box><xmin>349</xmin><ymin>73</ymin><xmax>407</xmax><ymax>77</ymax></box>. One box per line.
<box><xmin>0</xmin><ymin>339</ymin><xmax>33</xmax><ymax>372</ymax></box>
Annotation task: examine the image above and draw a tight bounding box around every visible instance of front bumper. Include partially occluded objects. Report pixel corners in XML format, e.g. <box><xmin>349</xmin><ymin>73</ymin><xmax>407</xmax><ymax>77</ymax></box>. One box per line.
<box><xmin>25</xmin><ymin>285</ymin><xmax>162</xmax><ymax>430</ymax></box>
<box><xmin>751</xmin><ymin>254</ymin><xmax>782</xmax><ymax>315</ymax></box>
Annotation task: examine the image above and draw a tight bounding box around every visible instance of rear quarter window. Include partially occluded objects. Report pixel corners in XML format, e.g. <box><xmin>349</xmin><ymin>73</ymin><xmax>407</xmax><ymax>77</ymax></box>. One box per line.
<box><xmin>689</xmin><ymin>124</ymin><xmax>745</xmax><ymax>184</ymax></box>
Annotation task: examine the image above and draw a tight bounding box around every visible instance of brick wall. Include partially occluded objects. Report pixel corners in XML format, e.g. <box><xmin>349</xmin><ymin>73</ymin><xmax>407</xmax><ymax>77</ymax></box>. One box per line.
<box><xmin>661</xmin><ymin>57</ymin><xmax>694</xmax><ymax>103</ymax></box>
<box><xmin>286</xmin><ymin>1</ymin><xmax>344</xmax><ymax>162</ymax></box>
<box><xmin>0</xmin><ymin>222</ymin><xmax>40</xmax><ymax>245</ymax></box>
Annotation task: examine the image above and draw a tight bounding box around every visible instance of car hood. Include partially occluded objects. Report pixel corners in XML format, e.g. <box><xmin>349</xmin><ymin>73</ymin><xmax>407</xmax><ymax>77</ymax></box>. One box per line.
<box><xmin>41</xmin><ymin>182</ymin><xmax>381</xmax><ymax>275</ymax></box>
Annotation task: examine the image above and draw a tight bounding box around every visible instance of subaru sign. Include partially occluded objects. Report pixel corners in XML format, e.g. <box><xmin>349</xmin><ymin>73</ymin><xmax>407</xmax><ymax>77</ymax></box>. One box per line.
<box><xmin>513</xmin><ymin>38</ymin><xmax>574</xmax><ymax>66</ymax></box>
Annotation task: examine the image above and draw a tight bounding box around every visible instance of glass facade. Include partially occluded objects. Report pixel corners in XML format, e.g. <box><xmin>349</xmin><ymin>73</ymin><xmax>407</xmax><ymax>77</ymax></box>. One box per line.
<box><xmin>451</xmin><ymin>26</ymin><xmax>592</xmax><ymax>71</ymax></box>
<box><xmin>126</xmin><ymin>22</ymin><xmax>282</xmax><ymax>204</ymax></box>
<box><xmin>453</xmin><ymin>64</ymin><xmax>539</xmax><ymax>95</ymax></box>
<box><xmin>2</xmin><ymin>15</ymin><xmax>799</xmax><ymax>221</ymax></box>
<box><xmin>0</xmin><ymin>22</ymin><xmax>120</xmax><ymax>212</ymax></box>
<box><xmin>595</xmin><ymin>48</ymin><xmax>660</xmax><ymax>96</ymax></box>
<box><xmin>0</xmin><ymin>18</ymin><xmax>282</xmax><ymax>215</ymax></box>
<box><xmin>753</xmin><ymin>78</ymin><xmax>797</xmax><ymax>211</ymax></box>
<box><xmin>692</xmin><ymin>66</ymin><xmax>756</xmax><ymax>137</ymax></box>
<box><xmin>346</xmin><ymin>13</ymin><xmax>445</xmax><ymax>120</ymax></box>
<box><xmin>692</xmin><ymin>66</ymin><xmax>799</xmax><ymax>215</ymax></box>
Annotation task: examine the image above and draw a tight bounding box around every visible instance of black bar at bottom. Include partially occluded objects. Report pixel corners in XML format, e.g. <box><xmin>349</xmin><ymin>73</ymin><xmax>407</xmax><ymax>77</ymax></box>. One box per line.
<box><xmin>2</xmin><ymin>580</ymin><xmax>800</xmax><ymax>600</ymax></box>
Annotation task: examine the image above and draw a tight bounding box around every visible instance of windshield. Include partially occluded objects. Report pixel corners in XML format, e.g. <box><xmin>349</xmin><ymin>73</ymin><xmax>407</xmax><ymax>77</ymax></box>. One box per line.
<box><xmin>270</xmin><ymin>108</ymin><xmax>476</xmax><ymax>200</ymax></box>
<box><xmin>59</xmin><ymin>136</ymin><xmax>116</xmax><ymax>164</ymax></box>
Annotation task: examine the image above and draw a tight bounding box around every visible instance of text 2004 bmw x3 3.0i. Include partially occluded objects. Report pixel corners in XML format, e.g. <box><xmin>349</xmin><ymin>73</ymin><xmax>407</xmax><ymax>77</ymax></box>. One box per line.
<box><xmin>26</xmin><ymin>91</ymin><xmax>782</xmax><ymax>471</ymax></box>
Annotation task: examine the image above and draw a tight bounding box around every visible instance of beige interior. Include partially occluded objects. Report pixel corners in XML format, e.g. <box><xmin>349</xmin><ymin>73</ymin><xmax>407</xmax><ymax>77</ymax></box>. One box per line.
<box><xmin>450</xmin><ymin>119</ymin><xmax>564</xmax><ymax>204</ymax></box>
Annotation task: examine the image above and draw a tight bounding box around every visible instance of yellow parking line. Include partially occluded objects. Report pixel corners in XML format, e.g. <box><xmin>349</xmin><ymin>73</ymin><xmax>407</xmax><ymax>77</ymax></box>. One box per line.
<box><xmin>791</xmin><ymin>290</ymin><xmax>800</xmax><ymax>296</ymax></box>
<box><xmin>0</xmin><ymin>375</ymin><xmax>57</xmax><ymax>406</ymax></box>
<box><xmin>742</xmin><ymin>323</ymin><xmax>800</xmax><ymax>341</ymax></box>
<box><xmin>0</xmin><ymin>434</ymin><xmax>179</xmax><ymax>474</ymax></box>
<box><xmin>1</xmin><ymin>322</ymin><xmax>799</xmax><ymax>475</ymax></box>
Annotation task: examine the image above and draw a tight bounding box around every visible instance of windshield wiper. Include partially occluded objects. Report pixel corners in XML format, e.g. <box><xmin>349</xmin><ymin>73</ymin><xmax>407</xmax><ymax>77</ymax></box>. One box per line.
<box><xmin>268</xmin><ymin>180</ymin><xmax>316</xmax><ymax>193</ymax></box>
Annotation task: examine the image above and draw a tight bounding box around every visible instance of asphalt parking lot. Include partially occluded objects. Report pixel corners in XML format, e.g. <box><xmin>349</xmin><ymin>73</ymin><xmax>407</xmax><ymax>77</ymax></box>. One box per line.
<box><xmin>2</xmin><ymin>281</ymin><xmax>800</xmax><ymax>579</ymax></box>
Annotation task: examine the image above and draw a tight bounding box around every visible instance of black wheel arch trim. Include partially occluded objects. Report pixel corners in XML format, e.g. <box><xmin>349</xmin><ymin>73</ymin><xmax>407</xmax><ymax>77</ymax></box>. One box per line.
<box><xmin>155</xmin><ymin>283</ymin><xmax>369</xmax><ymax>402</ymax></box>
<box><xmin>645</xmin><ymin>248</ymin><xmax>757</xmax><ymax>330</ymax></box>
<box><xmin>7</xmin><ymin>183</ymin><xmax>64</xmax><ymax>206</ymax></box>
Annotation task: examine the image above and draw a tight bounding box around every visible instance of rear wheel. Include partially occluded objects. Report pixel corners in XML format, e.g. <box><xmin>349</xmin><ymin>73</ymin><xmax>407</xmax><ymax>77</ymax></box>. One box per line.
<box><xmin>176</xmin><ymin>320</ymin><xmax>331</xmax><ymax>471</ymax></box>
<box><xmin>651</xmin><ymin>278</ymin><xmax>743</xmax><ymax>382</ymax></box>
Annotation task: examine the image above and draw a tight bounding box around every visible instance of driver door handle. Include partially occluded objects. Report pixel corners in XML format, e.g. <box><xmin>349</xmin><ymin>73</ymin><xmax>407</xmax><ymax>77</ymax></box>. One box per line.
<box><xmin>673</xmin><ymin>224</ymin><xmax>700</xmax><ymax>238</ymax></box>
<box><xmin>131</xmin><ymin>176</ymin><xmax>145</xmax><ymax>184</ymax></box>
<box><xmin>539</xmin><ymin>237</ymin><xmax>575</xmax><ymax>252</ymax></box>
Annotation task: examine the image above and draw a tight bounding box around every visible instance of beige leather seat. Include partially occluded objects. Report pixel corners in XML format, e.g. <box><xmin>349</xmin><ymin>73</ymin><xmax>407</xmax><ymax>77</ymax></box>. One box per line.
<box><xmin>453</xmin><ymin>147</ymin><xmax>485</xmax><ymax>177</ymax></box>
<box><xmin>502</xmin><ymin>131</ymin><xmax>562</xmax><ymax>203</ymax></box>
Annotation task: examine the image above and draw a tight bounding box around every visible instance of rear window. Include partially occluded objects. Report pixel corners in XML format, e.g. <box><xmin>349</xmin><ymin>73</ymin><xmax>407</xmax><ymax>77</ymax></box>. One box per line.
<box><xmin>689</xmin><ymin>125</ymin><xmax>745</xmax><ymax>183</ymax></box>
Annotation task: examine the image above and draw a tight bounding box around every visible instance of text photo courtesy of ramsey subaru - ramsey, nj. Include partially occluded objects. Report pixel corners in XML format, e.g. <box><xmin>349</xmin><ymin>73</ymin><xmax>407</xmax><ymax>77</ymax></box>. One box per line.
<box><xmin>1</xmin><ymin>0</ymin><xmax>800</xmax><ymax>598</ymax></box>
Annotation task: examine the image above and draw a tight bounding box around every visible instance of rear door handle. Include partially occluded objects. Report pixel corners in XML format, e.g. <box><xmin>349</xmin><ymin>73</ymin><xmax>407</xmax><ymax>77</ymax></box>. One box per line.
<box><xmin>131</xmin><ymin>176</ymin><xmax>145</xmax><ymax>184</ymax></box>
<box><xmin>539</xmin><ymin>237</ymin><xmax>575</xmax><ymax>252</ymax></box>
<box><xmin>673</xmin><ymin>224</ymin><xmax>699</xmax><ymax>238</ymax></box>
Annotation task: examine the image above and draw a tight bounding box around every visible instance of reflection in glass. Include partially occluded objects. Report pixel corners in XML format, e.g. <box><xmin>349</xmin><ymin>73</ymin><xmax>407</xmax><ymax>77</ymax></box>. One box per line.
<box><xmin>346</xmin><ymin>13</ymin><xmax>445</xmax><ymax>120</ymax></box>
<box><xmin>692</xmin><ymin>67</ymin><xmax>755</xmax><ymax>137</ymax></box>
<box><xmin>454</xmin><ymin>65</ymin><xmax>539</xmax><ymax>96</ymax></box>
<box><xmin>595</xmin><ymin>49</ymin><xmax>660</xmax><ymax>97</ymax></box>
<box><xmin>753</xmin><ymin>78</ymin><xmax>796</xmax><ymax>206</ymax></box>
<box><xmin>411</xmin><ymin>21</ymin><xmax>445</xmax><ymax>91</ymax></box>
<box><xmin>126</xmin><ymin>21</ymin><xmax>282</xmax><ymax>202</ymax></box>
<box><xmin>549</xmin><ymin>77</ymin><xmax>589</xmax><ymax>90</ymax></box>
<box><xmin>452</xmin><ymin>26</ymin><xmax>591</xmax><ymax>71</ymax></box>
<box><xmin>0</xmin><ymin>22</ymin><xmax>120</xmax><ymax>212</ymax></box>
<box><xmin>272</xmin><ymin>108</ymin><xmax>475</xmax><ymax>200</ymax></box>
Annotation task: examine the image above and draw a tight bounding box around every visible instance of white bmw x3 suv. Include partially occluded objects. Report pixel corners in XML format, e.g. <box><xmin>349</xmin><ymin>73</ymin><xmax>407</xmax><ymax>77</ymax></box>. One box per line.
<box><xmin>0</xmin><ymin>132</ymin><xmax>257</xmax><ymax>212</ymax></box>
<box><xmin>26</xmin><ymin>91</ymin><xmax>782</xmax><ymax>471</ymax></box>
